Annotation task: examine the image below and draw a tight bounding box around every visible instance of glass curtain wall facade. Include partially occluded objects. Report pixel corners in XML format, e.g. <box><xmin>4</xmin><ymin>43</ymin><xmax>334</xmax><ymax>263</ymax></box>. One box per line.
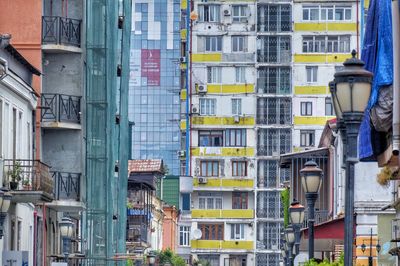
<box><xmin>129</xmin><ymin>0</ymin><xmax>181</xmax><ymax>175</ymax></box>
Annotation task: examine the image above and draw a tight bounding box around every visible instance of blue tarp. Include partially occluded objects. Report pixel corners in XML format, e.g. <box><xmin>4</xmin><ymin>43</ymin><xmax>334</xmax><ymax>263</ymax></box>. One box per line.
<box><xmin>358</xmin><ymin>0</ymin><xmax>393</xmax><ymax>160</ymax></box>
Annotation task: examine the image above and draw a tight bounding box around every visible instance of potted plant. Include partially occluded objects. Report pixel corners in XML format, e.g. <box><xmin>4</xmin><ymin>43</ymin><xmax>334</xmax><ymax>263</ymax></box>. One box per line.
<box><xmin>22</xmin><ymin>179</ymin><xmax>31</xmax><ymax>190</ymax></box>
<box><xmin>377</xmin><ymin>166</ymin><xmax>399</xmax><ymax>186</ymax></box>
<box><xmin>8</xmin><ymin>162</ymin><xmax>22</xmax><ymax>190</ymax></box>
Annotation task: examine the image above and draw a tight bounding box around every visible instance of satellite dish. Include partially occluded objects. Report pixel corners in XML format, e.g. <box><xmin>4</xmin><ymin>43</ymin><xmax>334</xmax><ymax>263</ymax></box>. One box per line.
<box><xmin>192</xmin><ymin>229</ymin><xmax>202</xmax><ymax>240</ymax></box>
<box><xmin>294</xmin><ymin>253</ymin><xmax>308</xmax><ymax>266</ymax></box>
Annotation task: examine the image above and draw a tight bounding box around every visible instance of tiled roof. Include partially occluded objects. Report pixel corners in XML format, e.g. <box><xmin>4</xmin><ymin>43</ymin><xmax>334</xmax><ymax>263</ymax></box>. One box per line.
<box><xmin>128</xmin><ymin>159</ymin><xmax>163</xmax><ymax>174</ymax></box>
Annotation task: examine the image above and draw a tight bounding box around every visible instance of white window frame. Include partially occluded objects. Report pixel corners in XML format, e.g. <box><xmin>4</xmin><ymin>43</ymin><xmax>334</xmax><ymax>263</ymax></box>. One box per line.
<box><xmin>179</xmin><ymin>226</ymin><xmax>190</xmax><ymax>246</ymax></box>
<box><xmin>232</xmin><ymin>5</ymin><xmax>248</xmax><ymax>22</ymax></box>
<box><xmin>303</xmin><ymin>5</ymin><xmax>352</xmax><ymax>21</ymax></box>
<box><xmin>302</xmin><ymin>35</ymin><xmax>350</xmax><ymax>53</ymax></box>
<box><xmin>232</xmin><ymin>98</ymin><xmax>242</xmax><ymax>116</ymax></box>
<box><xmin>306</xmin><ymin>66</ymin><xmax>318</xmax><ymax>83</ymax></box>
<box><xmin>205</xmin><ymin>36</ymin><xmax>222</xmax><ymax>52</ymax></box>
<box><xmin>199</xmin><ymin>193</ymin><xmax>223</xmax><ymax>209</ymax></box>
<box><xmin>230</xmin><ymin>224</ymin><xmax>245</xmax><ymax>240</ymax></box>
<box><xmin>207</xmin><ymin>67</ymin><xmax>222</xmax><ymax>83</ymax></box>
<box><xmin>300</xmin><ymin>130</ymin><xmax>315</xmax><ymax>147</ymax></box>
<box><xmin>198</xmin><ymin>4</ymin><xmax>221</xmax><ymax>22</ymax></box>
<box><xmin>300</xmin><ymin>102</ymin><xmax>312</xmax><ymax>116</ymax></box>
<box><xmin>232</xmin><ymin>36</ymin><xmax>246</xmax><ymax>52</ymax></box>
<box><xmin>200</xmin><ymin>98</ymin><xmax>217</xmax><ymax>116</ymax></box>
<box><xmin>235</xmin><ymin>67</ymin><xmax>246</xmax><ymax>83</ymax></box>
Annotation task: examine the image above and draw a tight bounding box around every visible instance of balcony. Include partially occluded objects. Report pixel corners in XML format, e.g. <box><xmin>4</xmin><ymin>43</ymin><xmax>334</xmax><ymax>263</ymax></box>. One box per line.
<box><xmin>42</xmin><ymin>16</ymin><xmax>82</xmax><ymax>53</ymax></box>
<box><xmin>191</xmin><ymin>240</ymin><xmax>253</xmax><ymax>250</ymax></box>
<box><xmin>191</xmin><ymin>209</ymin><xmax>254</xmax><ymax>219</ymax></box>
<box><xmin>193</xmin><ymin>178</ymin><xmax>253</xmax><ymax>190</ymax></box>
<box><xmin>302</xmin><ymin>210</ymin><xmax>330</xmax><ymax>229</ymax></box>
<box><xmin>41</xmin><ymin>93</ymin><xmax>81</xmax><ymax>129</ymax></box>
<box><xmin>3</xmin><ymin>159</ymin><xmax>53</xmax><ymax>203</ymax></box>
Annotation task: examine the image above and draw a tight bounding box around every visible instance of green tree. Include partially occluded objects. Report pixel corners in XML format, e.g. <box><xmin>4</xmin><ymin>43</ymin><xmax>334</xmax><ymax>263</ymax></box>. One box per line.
<box><xmin>155</xmin><ymin>249</ymin><xmax>186</xmax><ymax>266</ymax></box>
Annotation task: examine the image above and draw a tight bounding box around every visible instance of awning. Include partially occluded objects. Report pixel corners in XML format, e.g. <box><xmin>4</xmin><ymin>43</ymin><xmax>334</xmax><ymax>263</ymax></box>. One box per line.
<box><xmin>299</xmin><ymin>217</ymin><xmax>345</xmax><ymax>252</ymax></box>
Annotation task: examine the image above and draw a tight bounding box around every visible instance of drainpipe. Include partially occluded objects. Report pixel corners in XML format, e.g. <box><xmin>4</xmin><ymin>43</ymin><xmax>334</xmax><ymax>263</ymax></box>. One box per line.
<box><xmin>185</xmin><ymin>0</ymin><xmax>190</xmax><ymax>177</ymax></box>
<box><xmin>392</xmin><ymin>0</ymin><xmax>400</xmax><ymax>155</ymax></box>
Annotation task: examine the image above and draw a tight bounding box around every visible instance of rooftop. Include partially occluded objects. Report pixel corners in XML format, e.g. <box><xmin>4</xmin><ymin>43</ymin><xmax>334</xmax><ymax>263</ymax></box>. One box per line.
<box><xmin>128</xmin><ymin>159</ymin><xmax>164</xmax><ymax>174</ymax></box>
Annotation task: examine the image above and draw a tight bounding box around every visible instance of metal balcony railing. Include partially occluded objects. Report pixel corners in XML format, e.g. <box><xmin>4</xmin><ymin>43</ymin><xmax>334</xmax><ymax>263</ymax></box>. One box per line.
<box><xmin>42</xmin><ymin>16</ymin><xmax>81</xmax><ymax>47</ymax></box>
<box><xmin>302</xmin><ymin>210</ymin><xmax>330</xmax><ymax>229</ymax></box>
<box><xmin>52</xmin><ymin>171</ymin><xmax>80</xmax><ymax>201</ymax></box>
<box><xmin>126</xmin><ymin>224</ymin><xmax>148</xmax><ymax>243</ymax></box>
<box><xmin>41</xmin><ymin>93</ymin><xmax>81</xmax><ymax>123</ymax></box>
<box><xmin>3</xmin><ymin>159</ymin><xmax>53</xmax><ymax>195</ymax></box>
<box><xmin>392</xmin><ymin>219</ymin><xmax>400</xmax><ymax>241</ymax></box>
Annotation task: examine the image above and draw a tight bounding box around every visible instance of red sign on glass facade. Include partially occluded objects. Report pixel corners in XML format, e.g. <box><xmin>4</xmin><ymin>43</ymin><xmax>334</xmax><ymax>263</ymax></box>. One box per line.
<box><xmin>141</xmin><ymin>49</ymin><xmax>160</xmax><ymax>86</ymax></box>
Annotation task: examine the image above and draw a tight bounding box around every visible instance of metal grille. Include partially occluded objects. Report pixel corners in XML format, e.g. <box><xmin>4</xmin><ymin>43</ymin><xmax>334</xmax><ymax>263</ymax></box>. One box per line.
<box><xmin>257</xmin><ymin>222</ymin><xmax>283</xmax><ymax>250</ymax></box>
<box><xmin>256</xmin><ymin>253</ymin><xmax>280</xmax><ymax>266</ymax></box>
<box><xmin>257</xmin><ymin>4</ymin><xmax>291</xmax><ymax>32</ymax></box>
<box><xmin>280</xmin><ymin>167</ymin><xmax>290</xmax><ymax>185</ymax></box>
<box><xmin>257</xmin><ymin>36</ymin><xmax>291</xmax><ymax>63</ymax></box>
<box><xmin>257</xmin><ymin>67</ymin><xmax>291</xmax><ymax>94</ymax></box>
<box><xmin>257</xmin><ymin>160</ymin><xmax>277</xmax><ymax>188</ymax></box>
<box><xmin>256</xmin><ymin>97</ymin><xmax>291</xmax><ymax>125</ymax></box>
<box><xmin>257</xmin><ymin>128</ymin><xmax>291</xmax><ymax>156</ymax></box>
<box><xmin>256</xmin><ymin>191</ymin><xmax>281</xmax><ymax>219</ymax></box>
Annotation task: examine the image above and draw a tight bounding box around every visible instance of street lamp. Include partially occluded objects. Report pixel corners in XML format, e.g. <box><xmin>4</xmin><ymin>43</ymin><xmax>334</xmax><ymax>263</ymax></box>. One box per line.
<box><xmin>0</xmin><ymin>190</ymin><xmax>11</xmax><ymax>239</ymax></box>
<box><xmin>330</xmin><ymin>50</ymin><xmax>373</xmax><ymax>266</ymax></box>
<box><xmin>59</xmin><ymin>217</ymin><xmax>74</xmax><ymax>259</ymax></box>
<box><xmin>289</xmin><ymin>200</ymin><xmax>305</xmax><ymax>256</ymax></box>
<box><xmin>147</xmin><ymin>251</ymin><xmax>156</xmax><ymax>266</ymax></box>
<box><xmin>361</xmin><ymin>228</ymin><xmax>381</xmax><ymax>266</ymax></box>
<box><xmin>285</xmin><ymin>225</ymin><xmax>295</xmax><ymax>266</ymax></box>
<box><xmin>300</xmin><ymin>160</ymin><xmax>323</xmax><ymax>260</ymax></box>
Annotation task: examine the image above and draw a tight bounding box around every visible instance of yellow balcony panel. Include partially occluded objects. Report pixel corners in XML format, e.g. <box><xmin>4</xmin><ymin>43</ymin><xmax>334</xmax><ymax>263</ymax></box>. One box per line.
<box><xmin>180</xmin><ymin>120</ymin><xmax>186</xmax><ymax>130</ymax></box>
<box><xmin>294</xmin><ymin>116</ymin><xmax>335</xmax><ymax>126</ymax></box>
<box><xmin>193</xmin><ymin>178</ymin><xmax>254</xmax><ymax>188</ymax></box>
<box><xmin>294</xmin><ymin>86</ymin><xmax>328</xmax><ymax>95</ymax></box>
<box><xmin>192</xmin><ymin>209</ymin><xmax>221</xmax><ymax>218</ymax></box>
<box><xmin>294</xmin><ymin>23</ymin><xmax>356</xmax><ymax>32</ymax></box>
<box><xmin>222</xmin><ymin>241</ymin><xmax>253</xmax><ymax>250</ymax></box>
<box><xmin>294</xmin><ymin>54</ymin><xmax>351</xmax><ymax>63</ymax></box>
<box><xmin>191</xmin><ymin>147</ymin><xmax>255</xmax><ymax>157</ymax></box>
<box><xmin>191</xmin><ymin>240</ymin><xmax>221</xmax><ymax>249</ymax></box>
<box><xmin>222</xmin><ymin>209</ymin><xmax>254</xmax><ymax>219</ymax></box>
<box><xmin>180</xmin><ymin>89</ymin><xmax>187</xmax><ymax>100</ymax></box>
<box><xmin>180</xmin><ymin>29</ymin><xmax>187</xmax><ymax>40</ymax></box>
<box><xmin>207</xmin><ymin>84</ymin><xmax>255</xmax><ymax>94</ymax></box>
<box><xmin>181</xmin><ymin>0</ymin><xmax>187</xmax><ymax>10</ymax></box>
<box><xmin>192</xmin><ymin>116</ymin><xmax>255</xmax><ymax>126</ymax></box>
<box><xmin>192</xmin><ymin>53</ymin><xmax>222</xmax><ymax>62</ymax></box>
<box><xmin>364</xmin><ymin>0</ymin><xmax>370</xmax><ymax>9</ymax></box>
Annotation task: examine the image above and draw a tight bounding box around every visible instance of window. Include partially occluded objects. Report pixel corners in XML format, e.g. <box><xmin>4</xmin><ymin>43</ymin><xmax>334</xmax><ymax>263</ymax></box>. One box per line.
<box><xmin>235</xmin><ymin>67</ymin><xmax>245</xmax><ymax>83</ymax></box>
<box><xmin>325</xmin><ymin>97</ymin><xmax>334</xmax><ymax>116</ymax></box>
<box><xmin>205</xmin><ymin>36</ymin><xmax>222</xmax><ymax>52</ymax></box>
<box><xmin>302</xmin><ymin>6</ymin><xmax>319</xmax><ymax>20</ymax></box>
<box><xmin>179</xmin><ymin>226</ymin><xmax>190</xmax><ymax>246</ymax></box>
<box><xmin>232</xmin><ymin>192</ymin><xmax>248</xmax><ymax>209</ymax></box>
<box><xmin>182</xmin><ymin>193</ymin><xmax>191</xmax><ymax>211</ymax></box>
<box><xmin>207</xmin><ymin>67</ymin><xmax>222</xmax><ymax>83</ymax></box>
<box><xmin>257</xmin><ymin>36</ymin><xmax>291</xmax><ymax>63</ymax></box>
<box><xmin>321</xmin><ymin>6</ymin><xmax>334</xmax><ymax>21</ymax></box>
<box><xmin>300</xmin><ymin>130</ymin><xmax>315</xmax><ymax>147</ymax></box>
<box><xmin>199</xmin><ymin>224</ymin><xmax>224</xmax><ymax>240</ymax></box>
<box><xmin>257</xmin><ymin>67</ymin><xmax>291</xmax><ymax>94</ymax></box>
<box><xmin>232</xmin><ymin>99</ymin><xmax>242</xmax><ymax>116</ymax></box>
<box><xmin>200</xmin><ymin>161</ymin><xmax>219</xmax><ymax>176</ymax></box>
<box><xmin>199</xmin><ymin>130</ymin><xmax>223</xmax><ymax>147</ymax></box>
<box><xmin>232</xmin><ymin>5</ymin><xmax>247</xmax><ymax>22</ymax></box>
<box><xmin>303</xmin><ymin>35</ymin><xmax>350</xmax><ymax>53</ymax></box>
<box><xmin>198</xmin><ymin>4</ymin><xmax>221</xmax><ymax>22</ymax></box>
<box><xmin>17</xmin><ymin>220</ymin><xmax>22</xmax><ymax>250</ymax></box>
<box><xmin>257</xmin><ymin>4</ymin><xmax>291</xmax><ymax>32</ymax></box>
<box><xmin>302</xmin><ymin>36</ymin><xmax>325</xmax><ymax>53</ymax></box>
<box><xmin>301</xmin><ymin>102</ymin><xmax>312</xmax><ymax>116</ymax></box>
<box><xmin>232</xmin><ymin>36</ymin><xmax>246</xmax><ymax>52</ymax></box>
<box><xmin>327</xmin><ymin>36</ymin><xmax>350</xmax><ymax>53</ymax></box>
<box><xmin>199</xmin><ymin>98</ymin><xmax>216</xmax><ymax>115</ymax></box>
<box><xmin>225</xmin><ymin>129</ymin><xmax>246</xmax><ymax>147</ymax></box>
<box><xmin>306</xmin><ymin>66</ymin><xmax>318</xmax><ymax>83</ymax></box>
<box><xmin>230</xmin><ymin>224</ymin><xmax>245</xmax><ymax>240</ymax></box>
<box><xmin>232</xmin><ymin>161</ymin><xmax>247</xmax><ymax>177</ymax></box>
<box><xmin>303</xmin><ymin>5</ymin><xmax>351</xmax><ymax>21</ymax></box>
<box><xmin>199</xmin><ymin>193</ymin><xmax>223</xmax><ymax>209</ymax></box>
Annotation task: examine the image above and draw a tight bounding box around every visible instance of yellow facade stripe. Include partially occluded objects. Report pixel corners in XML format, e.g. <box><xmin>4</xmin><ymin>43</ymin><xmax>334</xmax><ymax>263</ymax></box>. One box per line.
<box><xmin>294</xmin><ymin>116</ymin><xmax>335</xmax><ymax>126</ymax></box>
<box><xmin>192</xmin><ymin>53</ymin><xmax>222</xmax><ymax>62</ymax></box>
<box><xmin>207</xmin><ymin>84</ymin><xmax>255</xmax><ymax>94</ymax></box>
<box><xmin>180</xmin><ymin>29</ymin><xmax>187</xmax><ymax>40</ymax></box>
<box><xmin>191</xmin><ymin>209</ymin><xmax>254</xmax><ymax>219</ymax></box>
<box><xmin>191</xmin><ymin>147</ymin><xmax>255</xmax><ymax>157</ymax></box>
<box><xmin>180</xmin><ymin>0</ymin><xmax>187</xmax><ymax>10</ymax></box>
<box><xmin>294</xmin><ymin>54</ymin><xmax>351</xmax><ymax>63</ymax></box>
<box><xmin>191</xmin><ymin>240</ymin><xmax>254</xmax><ymax>250</ymax></box>
<box><xmin>364</xmin><ymin>0</ymin><xmax>370</xmax><ymax>9</ymax></box>
<box><xmin>294</xmin><ymin>23</ymin><xmax>356</xmax><ymax>32</ymax></box>
<box><xmin>193</xmin><ymin>178</ymin><xmax>254</xmax><ymax>188</ymax></box>
<box><xmin>180</xmin><ymin>89</ymin><xmax>187</xmax><ymax>100</ymax></box>
<box><xmin>192</xmin><ymin>116</ymin><xmax>255</xmax><ymax>126</ymax></box>
<box><xmin>294</xmin><ymin>86</ymin><xmax>328</xmax><ymax>95</ymax></box>
<box><xmin>180</xmin><ymin>120</ymin><xmax>186</xmax><ymax>130</ymax></box>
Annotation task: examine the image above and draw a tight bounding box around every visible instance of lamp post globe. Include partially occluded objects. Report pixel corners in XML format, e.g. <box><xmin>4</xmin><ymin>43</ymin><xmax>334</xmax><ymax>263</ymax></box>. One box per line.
<box><xmin>59</xmin><ymin>217</ymin><xmax>74</xmax><ymax>259</ymax></box>
<box><xmin>289</xmin><ymin>200</ymin><xmax>305</xmax><ymax>257</ymax></box>
<box><xmin>147</xmin><ymin>251</ymin><xmax>156</xmax><ymax>266</ymax></box>
<box><xmin>330</xmin><ymin>50</ymin><xmax>373</xmax><ymax>266</ymax></box>
<box><xmin>285</xmin><ymin>225</ymin><xmax>295</xmax><ymax>266</ymax></box>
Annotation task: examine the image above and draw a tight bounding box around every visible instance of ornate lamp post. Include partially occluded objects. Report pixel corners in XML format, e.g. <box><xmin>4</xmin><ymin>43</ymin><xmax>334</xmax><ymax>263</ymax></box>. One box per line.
<box><xmin>330</xmin><ymin>50</ymin><xmax>373</xmax><ymax>265</ymax></box>
<box><xmin>0</xmin><ymin>190</ymin><xmax>11</xmax><ymax>239</ymax></box>
<box><xmin>289</xmin><ymin>200</ymin><xmax>305</xmax><ymax>256</ymax></box>
<box><xmin>59</xmin><ymin>217</ymin><xmax>74</xmax><ymax>260</ymax></box>
<box><xmin>361</xmin><ymin>228</ymin><xmax>381</xmax><ymax>266</ymax></box>
<box><xmin>285</xmin><ymin>225</ymin><xmax>295</xmax><ymax>266</ymax></box>
<box><xmin>300</xmin><ymin>161</ymin><xmax>323</xmax><ymax>260</ymax></box>
<box><xmin>147</xmin><ymin>251</ymin><xmax>156</xmax><ymax>266</ymax></box>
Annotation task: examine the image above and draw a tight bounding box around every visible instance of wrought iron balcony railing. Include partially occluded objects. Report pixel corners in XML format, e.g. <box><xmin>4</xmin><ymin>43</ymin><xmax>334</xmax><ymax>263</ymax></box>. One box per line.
<box><xmin>3</xmin><ymin>159</ymin><xmax>53</xmax><ymax>195</ymax></box>
<box><xmin>126</xmin><ymin>224</ymin><xmax>148</xmax><ymax>243</ymax></box>
<box><xmin>302</xmin><ymin>210</ymin><xmax>330</xmax><ymax>229</ymax></box>
<box><xmin>52</xmin><ymin>171</ymin><xmax>80</xmax><ymax>201</ymax></box>
<box><xmin>41</xmin><ymin>93</ymin><xmax>81</xmax><ymax>123</ymax></box>
<box><xmin>42</xmin><ymin>16</ymin><xmax>81</xmax><ymax>47</ymax></box>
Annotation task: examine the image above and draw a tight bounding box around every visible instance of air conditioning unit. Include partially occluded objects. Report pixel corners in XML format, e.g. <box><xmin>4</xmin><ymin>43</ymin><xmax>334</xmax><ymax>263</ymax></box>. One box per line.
<box><xmin>197</xmin><ymin>84</ymin><xmax>207</xmax><ymax>94</ymax></box>
<box><xmin>224</xmin><ymin>9</ymin><xmax>231</xmax><ymax>16</ymax></box>
<box><xmin>180</xmin><ymin>57</ymin><xmax>187</xmax><ymax>63</ymax></box>
<box><xmin>198</xmin><ymin>177</ymin><xmax>208</xmax><ymax>184</ymax></box>
<box><xmin>191</xmin><ymin>104</ymin><xmax>200</xmax><ymax>115</ymax></box>
<box><xmin>178</xmin><ymin>150</ymin><xmax>186</xmax><ymax>157</ymax></box>
<box><xmin>234</xmin><ymin>115</ymin><xmax>240</xmax><ymax>123</ymax></box>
